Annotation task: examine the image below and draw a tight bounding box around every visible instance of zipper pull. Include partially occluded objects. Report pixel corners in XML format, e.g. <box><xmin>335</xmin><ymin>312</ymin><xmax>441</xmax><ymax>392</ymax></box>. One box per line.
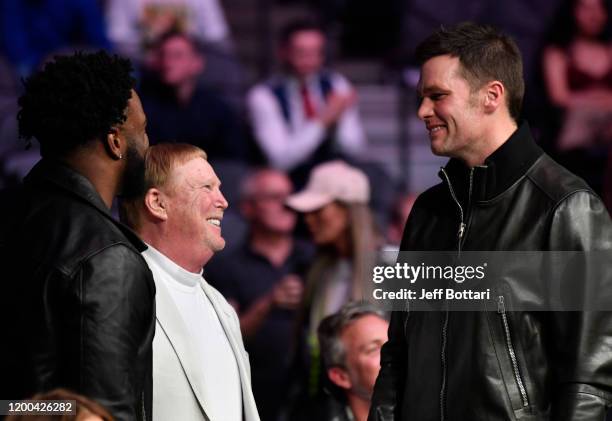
<box><xmin>497</xmin><ymin>295</ymin><xmax>505</xmax><ymax>314</ymax></box>
<box><xmin>458</xmin><ymin>222</ymin><xmax>466</xmax><ymax>239</ymax></box>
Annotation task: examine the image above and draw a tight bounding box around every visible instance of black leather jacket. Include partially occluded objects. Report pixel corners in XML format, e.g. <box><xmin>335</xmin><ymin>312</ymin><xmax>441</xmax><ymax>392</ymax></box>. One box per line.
<box><xmin>369</xmin><ymin>123</ymin><xmax>612</xmax><ymax>420</ymax></box>
<box><xmin>0</xmin><ymin>160</ymin><xmax>156</xmax><ymax>421</ymax></box>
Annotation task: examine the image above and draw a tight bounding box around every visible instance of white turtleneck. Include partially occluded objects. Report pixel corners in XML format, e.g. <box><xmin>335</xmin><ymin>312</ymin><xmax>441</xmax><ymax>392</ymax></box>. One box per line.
<box><xmin>143</xmin><ymin>245</ymin><xmax>242</xmax><ymax>421</ymax></box>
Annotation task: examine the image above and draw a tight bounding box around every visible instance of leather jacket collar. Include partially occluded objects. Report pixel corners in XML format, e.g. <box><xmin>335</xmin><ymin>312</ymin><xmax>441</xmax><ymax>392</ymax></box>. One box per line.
<box><xmin>440</xmin><ymin>121</ymin><xmax>544</xmax><ymax>204</ymax></box>
<box><xmin>24</xmin><ymin>159</ymin><xmax>147</xmax><ymax>252</ymax></box>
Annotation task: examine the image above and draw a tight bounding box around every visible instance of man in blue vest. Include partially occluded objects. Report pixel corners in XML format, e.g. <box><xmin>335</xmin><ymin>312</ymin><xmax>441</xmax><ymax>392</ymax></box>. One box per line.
<box><xmin>247</xmin><ymin>18</ymin><xmax>366</xmax><ymax>187</ymax></box>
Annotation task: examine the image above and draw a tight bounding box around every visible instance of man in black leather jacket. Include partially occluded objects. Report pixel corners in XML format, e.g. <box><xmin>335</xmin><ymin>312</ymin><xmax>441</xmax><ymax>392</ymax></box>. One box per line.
<box><xmin>0</xmin><ymin>52</ymin><xmax>155</xmax><ymax>421</ymax></box>
<box><xmin>369</xmin><ymin>23</ymin><xmax>612</xmax><ymax>420</ymax></box>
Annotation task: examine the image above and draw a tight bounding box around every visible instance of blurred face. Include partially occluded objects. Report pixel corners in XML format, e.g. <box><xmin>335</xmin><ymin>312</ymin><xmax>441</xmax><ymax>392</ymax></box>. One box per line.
<box><xmin>244</xmin><ymin>172</ymin><xmax>296</xmax><ymax>234</ymax></box>
<box><xmin>159</xmin><ymin>35</ymin><xmax>204</xmax><ymax>86</ymax></box>
<box><xmin>575</xmin><ymin>0</ymin><xmax>608</xmax><ymax>37</ymax></box>
<box><xmin>304</xmin><ymin>202</ymin><xmax>349</xmax><ymax>246</ymax></box>
<box><xmin>283</xmin><ymin>30</ymin><xmax>325</xmax><ymax>78</ymax></box>
<box><xmin>166</xmin><ymin>158</ymin><xmax>228</xmax><ymax>264</ymax></box>
<box><xmin>340</xmin><ymin>315</ymin><xmax>389</xmax><ymax>399</ymax></box>
<box><xmin>417</xmin><ymin>55</ymin><xmax>484</xmax><ymax>160</ymax></box>
<box><xmin>119</xmin><ymin>90</ymin><xmax>149</xmax><ymax>198</ymax></box>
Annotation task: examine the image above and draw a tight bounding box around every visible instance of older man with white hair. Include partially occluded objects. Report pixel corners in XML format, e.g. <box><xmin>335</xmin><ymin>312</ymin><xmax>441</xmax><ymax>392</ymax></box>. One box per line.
<box><xmin>121</xmin><ymin>143</ymin><xmax>260</xmax><ymax>421</ymax></box>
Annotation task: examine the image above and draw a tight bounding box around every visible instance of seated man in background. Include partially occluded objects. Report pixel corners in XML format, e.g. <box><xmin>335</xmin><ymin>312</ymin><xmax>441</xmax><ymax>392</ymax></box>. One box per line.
<box><xmin>293</xmin><ymin>301</ymin><xmax>389</xmax><ymax>421</ymax></box>
<box><xmin>140</xmin><ymin>31</ymin><xmax>246</xmax><ymax>162</ymax></box>
<box><xmin>121</xmin><ymin>143</ymin><xmax>260</xmax><ymax>421</ymax></box>
<box><xmin>205</xmin><ymin>168</ymin><xmax>314</xmax><ymax>421</ymax></box>
<box><xmin>247</xmin><ymin>18</ymin><xmax>366</xmax><ymax>187</ymax></box>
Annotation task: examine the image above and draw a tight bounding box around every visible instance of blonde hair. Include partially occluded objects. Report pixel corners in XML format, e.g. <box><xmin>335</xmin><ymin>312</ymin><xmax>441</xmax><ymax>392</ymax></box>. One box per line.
<box><xmin>120</xmin><ymin>143</ymin><xmax>207</xmax><ymax>230</ymax></box>
<box><xmin>303</xmin><ymin>203</ymin><xmax>378</xmax><ymax>299</ymax></box>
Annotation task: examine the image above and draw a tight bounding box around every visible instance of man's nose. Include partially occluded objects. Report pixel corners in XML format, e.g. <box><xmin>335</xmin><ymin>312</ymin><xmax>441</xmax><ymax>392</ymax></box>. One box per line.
<box><xmin>417</xmin><ymin>97</ymin><xmax>432</xmax><ymax>121</ymax></box>
<box><xmin>217</xmin><ymin>191</ymin><xmax>229</xmax><ymax>210</ymax></box>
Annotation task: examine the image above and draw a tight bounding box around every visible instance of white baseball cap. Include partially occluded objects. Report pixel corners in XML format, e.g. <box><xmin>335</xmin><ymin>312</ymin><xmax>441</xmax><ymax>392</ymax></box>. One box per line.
<box><xmin>285</xmin><ymin>160</ymin><xmax>370</xmax><ymax>212</ymax></box>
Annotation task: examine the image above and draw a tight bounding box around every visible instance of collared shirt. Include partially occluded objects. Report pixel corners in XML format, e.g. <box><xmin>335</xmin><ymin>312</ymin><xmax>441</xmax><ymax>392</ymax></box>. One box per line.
<box><xmin>247</xmin><ymin>72</ymin><xmax>366</xmax><ymax>171</ymax></box>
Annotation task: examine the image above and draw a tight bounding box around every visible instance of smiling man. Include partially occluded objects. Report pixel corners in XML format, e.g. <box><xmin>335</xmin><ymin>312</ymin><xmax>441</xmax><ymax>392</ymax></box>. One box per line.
<box><xmin>369</xmin><ymin>23</ymin><xmax>612</xmax><ymax>421</ymax></box>
<box><xmin>120</xmin><ymin>143</ymin><xmax>260</xmax><ymax>421</ymax></box>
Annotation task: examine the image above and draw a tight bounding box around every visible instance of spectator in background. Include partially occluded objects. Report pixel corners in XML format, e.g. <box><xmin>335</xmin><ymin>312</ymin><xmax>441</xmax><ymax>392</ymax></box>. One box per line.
<box><xmin>247</xmin><ymin>19</ymin><xmax>367</xmax><ymax>188</ymax></box>
<box><xmin>5</xmin><ymin>389</ymin><xmax>114</xmax><ymax>421</ymax></box>
<box><xmin>140</xmin><ymin>31</ymin><xmax>247</xmax><ymax>162</ymax></box>
<box><xmin>385</xmin><ymin>193</ymin><xmax>417</xmax><ymax>248</ymax></box>
<box><xmin>293</xmin><ymin>301</ymin><xmax>388</xmax><ymax>421</ymax></box>
<box><xmin>543</xmin><ymin>0</ymin><xmax>612</xmax><ymax>192</ymax></box>
<box><xmin>106</xmin><ymin>0</ymin><xmax>231</xmax><ymax>62</ymax></box>
<box><xmin>285</xmin><ymin>160</ymin><xmax>381</xmax><ymax>400</ymax></box>
<box><xmin>0</xmin><ymin>0</ymin><xmax>111</xmax><ymax>77</ymax></box>
<box><xmin>205</xmin><ymin>168</ymin><xmax>314</xmax><ymax>421</ymax></box>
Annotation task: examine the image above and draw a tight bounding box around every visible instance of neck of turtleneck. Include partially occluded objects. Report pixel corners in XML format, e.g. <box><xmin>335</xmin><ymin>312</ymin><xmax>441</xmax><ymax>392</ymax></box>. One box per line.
<box><xmin>144</xmin><ymin>244</ymin><xmax>203</xmax><ymax>289</ymax></box>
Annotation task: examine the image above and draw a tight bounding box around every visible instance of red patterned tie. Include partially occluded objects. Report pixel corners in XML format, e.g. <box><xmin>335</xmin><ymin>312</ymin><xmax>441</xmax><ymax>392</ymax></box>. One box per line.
<box><xmin>300</xmin><ymin>82</ymin><xmax>316</xmax><ymax>119</ymax></box>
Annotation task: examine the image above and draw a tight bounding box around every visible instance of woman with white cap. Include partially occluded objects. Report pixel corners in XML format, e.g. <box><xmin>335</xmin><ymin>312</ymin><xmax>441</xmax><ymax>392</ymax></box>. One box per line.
<box><xmin>285</xmin><ymin>159</ymin><xmax>382</xmax><ymax>399</ymax></box>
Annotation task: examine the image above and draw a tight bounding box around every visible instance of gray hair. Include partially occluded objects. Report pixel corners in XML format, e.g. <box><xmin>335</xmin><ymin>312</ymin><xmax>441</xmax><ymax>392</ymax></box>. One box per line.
<box><xmin>317</xmin><ymin>301</ymin><xmax>386</xmax><ymax>369</ymax></box>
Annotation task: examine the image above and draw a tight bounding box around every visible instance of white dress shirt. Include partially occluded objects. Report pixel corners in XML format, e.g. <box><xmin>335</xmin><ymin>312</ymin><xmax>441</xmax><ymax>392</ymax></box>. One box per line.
<box><xmin>247</xmin><ymin>72</ymin><xmax>367</xmax><ymax>171</ymax></box>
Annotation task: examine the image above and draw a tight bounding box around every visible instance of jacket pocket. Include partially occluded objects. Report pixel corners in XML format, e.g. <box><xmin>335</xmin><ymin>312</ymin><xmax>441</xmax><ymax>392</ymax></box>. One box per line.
<box><xmin>497</xmin><ymin>295</ymin><xmax>530</xmax><ymax>408</ymax></box>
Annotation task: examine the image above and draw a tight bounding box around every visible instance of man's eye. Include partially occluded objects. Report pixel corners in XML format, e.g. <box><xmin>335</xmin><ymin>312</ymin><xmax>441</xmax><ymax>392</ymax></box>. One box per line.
<box><xmin>431</xmin><ymin>93</ymin><xmax>445</xmax><ymax>100</ymax></box>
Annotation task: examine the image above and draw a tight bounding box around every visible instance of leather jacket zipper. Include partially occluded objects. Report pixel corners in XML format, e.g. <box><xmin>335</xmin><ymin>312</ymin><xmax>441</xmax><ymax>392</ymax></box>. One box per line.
<box><xmin>497</xmin><ymin>296</ymin><xmax>529</xmax><ymax>407</ymax></box>
<box><xmin>438</xmin><ymin>167</ymin><xmax>476</xmax><ymax>420</ymax></box>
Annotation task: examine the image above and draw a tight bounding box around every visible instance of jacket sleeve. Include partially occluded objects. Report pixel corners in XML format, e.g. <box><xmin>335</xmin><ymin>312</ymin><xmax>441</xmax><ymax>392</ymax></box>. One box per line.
<box><xmin>368</xmin><ymin>309</ymin><xmax>407</xmax><ymax>421</ymax></box>
<box><xmin>548</xmin><ymin>191</ymin><xmax>612</xmax><ymax>420</ymax></box>
<box><xmin>77</xmin><ymin>244</ymin><xmax>155</xmax><ymax>421</ymax></box>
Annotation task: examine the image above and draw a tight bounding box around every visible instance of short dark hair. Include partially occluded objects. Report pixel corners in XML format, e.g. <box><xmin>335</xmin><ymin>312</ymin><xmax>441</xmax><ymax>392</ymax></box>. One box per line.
<box><xmin>318</xmin><ymin>301</ymin><xmax>386</xmax><ymax>369</ymax></box>
<box><xmin>18</xmin><ymin>51</ymin><xmax>135</xmax><ymax>158</ymax></box>
<box><xmin>279</xmin><ymin>18</ymin><xmax>324</xmax><ymax>46</ymax></box>
<box><xmin>155</xmin><ymin>30</ymin><xmax>205</xmax><ymax>56</ymax></box>
<box><xmin>415</xmin><ymin>22</ymin><xmax>524</xmax><ymax>121</ymax></box>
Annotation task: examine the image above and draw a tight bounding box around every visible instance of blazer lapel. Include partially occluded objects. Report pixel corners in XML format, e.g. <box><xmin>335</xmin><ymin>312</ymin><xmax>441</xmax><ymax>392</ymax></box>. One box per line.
<box><xmin>200</xmin><ymin>280</ymin><xmax>260</xmax><ymax>421</ymax></box>
<box><xmin>155</xmin><ymin>278</ymin><xmax>211</xmax><ymax>421</ymax></box>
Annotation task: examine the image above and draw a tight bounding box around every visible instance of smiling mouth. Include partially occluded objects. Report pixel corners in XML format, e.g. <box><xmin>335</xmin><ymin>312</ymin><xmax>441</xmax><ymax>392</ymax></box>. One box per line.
<box><xmin>427</xmin><ymin>125</ymin><xmax>446</xmax><ymax>135</ymax></box>
<box><xmin>207</xmin><ymin>218</ymin><xmax>222</xmax><ymax>227</ymax></box>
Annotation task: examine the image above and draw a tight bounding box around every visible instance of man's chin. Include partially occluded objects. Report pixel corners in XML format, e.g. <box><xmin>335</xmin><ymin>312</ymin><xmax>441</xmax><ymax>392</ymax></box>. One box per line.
<box><xmin>213</xmin><ymin>238</ymin><xmax>226</xmax><ymax>253</ymax></box>
<box><xmin>430</xmin><ymin>143</ymin><xmax>447</xmax><ymax>157</ymax></box>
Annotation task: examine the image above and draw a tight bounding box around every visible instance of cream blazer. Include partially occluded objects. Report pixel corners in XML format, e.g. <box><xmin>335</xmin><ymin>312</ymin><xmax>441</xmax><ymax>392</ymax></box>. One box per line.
<box><xmin>152</xmin><ymin>275</ymin><xmax>260</xmax><ymax>421</ymax></box>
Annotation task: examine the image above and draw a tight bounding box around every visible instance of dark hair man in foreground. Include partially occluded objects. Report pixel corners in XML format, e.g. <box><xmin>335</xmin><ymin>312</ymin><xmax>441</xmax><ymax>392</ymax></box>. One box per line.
<box><xmin>0</xmin><ymin>51</ymin><xmax>155</xmax><ymax>421</ymax></box>
<box><xmin>369</xmin><ymin>23</ymin><xmax>612</xmax><ymax>420</ymax></box>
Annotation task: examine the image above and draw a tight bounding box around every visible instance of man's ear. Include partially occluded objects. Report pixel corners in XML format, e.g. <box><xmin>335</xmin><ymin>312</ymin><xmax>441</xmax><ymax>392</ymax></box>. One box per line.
<box><xmin>483</xmin><ymin>80</ymin><xmax>505</xmax><ymax>114</ymax></box>
<box><xmin>105</xmin><ymin>128</ymin><xmax>124</xmax><ymax>160</ymax></box>
<box><xmin>144</xmin><ymin>188</ymin><xmax>168</xmax><ymax>221</ymax></box>
<box><xmin>328</xmin><ymin>367</ymin><xmax>351</xmax><ymax>390</ymax></box>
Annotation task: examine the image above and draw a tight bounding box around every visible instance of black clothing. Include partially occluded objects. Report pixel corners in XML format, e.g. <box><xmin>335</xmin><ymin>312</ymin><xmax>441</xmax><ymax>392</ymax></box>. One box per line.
<box><xmin>369</xmin><ymin>122</ymin><xmax>612</xmax><ymax>420</ymax></box>
<box><xmin>291</xmin><ymin>388</ymin><xmax>353</xmax><ymax>421</ymax></box>
<box><xmin>141</xmin><ymin>82</ymin><xmax>247</xmax><ymax>162</ymax></box>
<box><xmin>0</xmin><ymin>160</ymin><xmax>156</xmax><ymax>421</ymax></box>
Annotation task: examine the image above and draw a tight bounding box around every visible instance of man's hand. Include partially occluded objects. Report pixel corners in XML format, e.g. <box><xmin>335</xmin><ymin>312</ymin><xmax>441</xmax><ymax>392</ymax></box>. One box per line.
<box><xmin>320</xmin><ymin>91</ymin><xmax>357</xmax><ymax>128</ymax></box>
<box><xmin>271</xmin><ymin>275</ymin><xmax>304</xmax><ymax>310</ymax></box>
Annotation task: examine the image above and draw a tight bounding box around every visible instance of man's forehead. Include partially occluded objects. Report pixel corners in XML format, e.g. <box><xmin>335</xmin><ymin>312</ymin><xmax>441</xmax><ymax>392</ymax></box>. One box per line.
<box><xmin>418</xmin><ymin>56</ymin><xmax>465</xmax><ymax>93</ymax></box>
<box><xmin>174</xmin><ymin>158</ymin><xmax>218</xmax><ymax>183</ymax></box>
<box><xmin>125</xmin><ymin>89</ymin><xmax>145</xmax><ymax>123</ymax></box>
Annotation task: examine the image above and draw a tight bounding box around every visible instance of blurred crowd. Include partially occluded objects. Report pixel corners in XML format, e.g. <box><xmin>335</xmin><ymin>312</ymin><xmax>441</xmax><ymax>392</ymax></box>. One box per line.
<box><xmin>1</xmin><ymin>0</ymin><xmax>612</xmax><ymax>420</ymax></box>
